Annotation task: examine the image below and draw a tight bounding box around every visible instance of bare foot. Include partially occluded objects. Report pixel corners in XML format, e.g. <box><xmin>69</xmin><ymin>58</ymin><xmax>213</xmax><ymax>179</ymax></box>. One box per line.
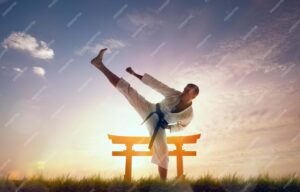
<box><xmin>91</xmin><ymin>48</ymin><xmax>107</xmax><ymax>68</ymax></box>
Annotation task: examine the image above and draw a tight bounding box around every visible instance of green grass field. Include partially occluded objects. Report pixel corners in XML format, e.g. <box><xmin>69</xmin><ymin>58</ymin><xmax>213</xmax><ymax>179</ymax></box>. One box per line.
<box><xmin>0</xmin><ymin>172</ymin><xmax>299</xmax><ymax>192</ymax></box>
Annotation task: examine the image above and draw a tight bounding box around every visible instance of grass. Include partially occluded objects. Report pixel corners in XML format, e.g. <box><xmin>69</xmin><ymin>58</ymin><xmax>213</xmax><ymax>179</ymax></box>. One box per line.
<box><xmin>0</xmin><ymin>172</ymin><xmax>299</xmax><ymax>192</ymax></box>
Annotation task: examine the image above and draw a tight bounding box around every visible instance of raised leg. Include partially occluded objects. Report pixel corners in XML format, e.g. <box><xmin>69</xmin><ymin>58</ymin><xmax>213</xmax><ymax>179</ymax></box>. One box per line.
<box><xmin>91</xmin><ymin>49</ymin><xmax>169</xmax><ymax>180</ymax></box>
<box><xmin>91</xmin><ymin>48</ymin><xmax>155</xmax><ymax>120</ymax></box>
<box><xmin>91</xmin><ymin>48</ymin><xmax>120</xmax><ymax>87</ymax></box>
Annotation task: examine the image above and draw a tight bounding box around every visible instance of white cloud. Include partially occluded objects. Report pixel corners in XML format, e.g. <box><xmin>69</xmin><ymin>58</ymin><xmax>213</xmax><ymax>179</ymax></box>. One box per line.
<box><xmin>117</xmin><ymin>9</ymin><xmax>163</xmax><ymax>37</ymax></box>
<box><xmin>32</xmin><ymin>66</ymin><xmax>46</xmax><ymax>77</ymax></box>
<box><xmin>127</xmin><ymin>9</ymin><xmax>163</xmax><ymax>27</ymax></box>
<box><xmin>165</xmin><ymin>18</ymin><xmax>300</xmax><ymax>137</ymax></box>
<box><xmin>13</xmin><ymin>67</ymin><xmax>23</xmax><ymax>73</ymax></box>
<box><xmin>76</xmin><ymin>43</ymin><xmax>107</xmax><ymax>55</ymax></box>
<box><xmin>75</xmin><ymin>38</ymin><xmax>125</xmax><ymax>56</ymax></box>
<box><xmin>103</xmin><ymin>39</ymin><xmax>126</xmax><ymax>49</ymax></box>
<box><xmin>2</xmin><ymin>32</ymin><xmax>54</xmax><ymax>59</ymax></box>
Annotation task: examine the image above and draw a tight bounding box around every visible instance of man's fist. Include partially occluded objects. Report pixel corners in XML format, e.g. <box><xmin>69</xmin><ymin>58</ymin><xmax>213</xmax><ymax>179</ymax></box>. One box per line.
<box><xmin>160</xmin><ymin>119</ymin><xmax>169</xmax><ymax>129</ymax></box>
<box><xmin>126</xmin><ymin>67</ymin><xmax>134</xmax><ymax>74</ymax></box>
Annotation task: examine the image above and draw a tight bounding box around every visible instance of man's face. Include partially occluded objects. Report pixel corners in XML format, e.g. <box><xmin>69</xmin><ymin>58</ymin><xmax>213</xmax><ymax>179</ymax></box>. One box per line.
<box><xmin>182</xmin><ymin>84</ymin><xmax>199</xmax><ymax>101</ymax></box>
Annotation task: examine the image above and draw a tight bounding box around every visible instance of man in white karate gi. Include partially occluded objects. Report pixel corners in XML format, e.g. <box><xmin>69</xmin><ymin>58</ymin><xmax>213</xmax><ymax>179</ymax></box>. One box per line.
<box><xmin>91</xmin><ymin>48</ymin><xmax>199</xmax><ymax>181</ymax></box>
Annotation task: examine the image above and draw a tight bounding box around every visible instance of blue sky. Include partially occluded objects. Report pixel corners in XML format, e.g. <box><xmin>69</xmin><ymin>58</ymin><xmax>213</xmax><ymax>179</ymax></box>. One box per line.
<box><xmin>0</xmin><ymin>0</ymin><xmax>299</xmax><ymax>179</ymax></box>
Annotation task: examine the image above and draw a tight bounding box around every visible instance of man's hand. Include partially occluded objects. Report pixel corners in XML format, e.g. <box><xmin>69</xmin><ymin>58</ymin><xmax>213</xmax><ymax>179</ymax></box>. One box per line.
<box><xmin>126</xmin><ymin>67</ymin><xmax>135</xmax><ymax>75</ymax></box>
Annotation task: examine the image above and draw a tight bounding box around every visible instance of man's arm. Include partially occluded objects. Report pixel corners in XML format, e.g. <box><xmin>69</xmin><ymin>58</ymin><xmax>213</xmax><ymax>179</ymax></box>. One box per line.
<box><xmin>133</xmin><ymin>72</ymin><xmax>143</xmax><ymax>80</ymax></box>
<box><xmin>126</xmin><ymin>67</ymin><xmax>143</xmax><ymax>79</ymax></box>
<box><xmin>126</xmin><ymin>67</ymin><xmax>181</xmax><ymax>97</ymax></box>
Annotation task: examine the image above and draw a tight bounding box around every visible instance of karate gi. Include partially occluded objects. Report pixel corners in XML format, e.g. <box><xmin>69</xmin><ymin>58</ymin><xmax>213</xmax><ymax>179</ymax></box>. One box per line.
<box><xmin>115</xmin><ymin>73</ymin><xmax>194</xmax><ymax>169</ymax></box>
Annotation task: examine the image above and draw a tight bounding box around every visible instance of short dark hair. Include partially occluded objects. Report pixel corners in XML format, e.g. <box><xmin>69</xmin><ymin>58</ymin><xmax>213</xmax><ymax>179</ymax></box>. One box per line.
<box><xmin>188</xmin><ymin>83</ymin><xmax>199</xmax><ymax>95</ymax></box>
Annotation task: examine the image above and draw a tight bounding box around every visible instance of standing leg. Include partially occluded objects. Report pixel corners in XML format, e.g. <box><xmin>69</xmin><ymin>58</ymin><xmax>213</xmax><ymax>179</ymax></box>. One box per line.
<box><xmin>91</xmin><ymin>48</ymin><xmax>120</xmax><ymax>87</ymax></box>
<box><xmin>158</xmin><ymin>166</ymin><xmax>167</xmax><ymax>181</ymax></box>
<box><xmin>150</xmin><ymin>125</ymin><xmax>169</xmax><ymax>180</ymax></box>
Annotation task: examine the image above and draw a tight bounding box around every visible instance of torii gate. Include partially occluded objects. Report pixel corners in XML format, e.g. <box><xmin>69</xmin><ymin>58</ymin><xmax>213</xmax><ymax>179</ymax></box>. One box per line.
<box><xmin>108</xmin><ymin>133</ymin><xmax>201</xmax><ymax>181</ymax></box>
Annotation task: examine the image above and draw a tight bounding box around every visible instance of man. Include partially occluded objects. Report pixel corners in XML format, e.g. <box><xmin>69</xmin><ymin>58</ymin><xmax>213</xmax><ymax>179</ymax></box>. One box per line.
<box><xmin>90</xmin><ymin>48</ymin><xmax>199</xmax><ymax>181</ymax></box>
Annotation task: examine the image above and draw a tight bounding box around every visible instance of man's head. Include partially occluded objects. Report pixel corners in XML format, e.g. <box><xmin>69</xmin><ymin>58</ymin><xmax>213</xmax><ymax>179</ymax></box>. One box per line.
<box><xmin>181</xmin><ymin>83</ymin><xmax>199</xmax><ymax>103</ymax></box>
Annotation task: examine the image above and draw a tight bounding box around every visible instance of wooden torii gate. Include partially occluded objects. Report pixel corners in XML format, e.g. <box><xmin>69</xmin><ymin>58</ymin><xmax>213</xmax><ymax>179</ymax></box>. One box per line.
<box><xmin>108</xmin><ymin>134</ymin><xmax>201</xmax><ymax>181</ymax></box>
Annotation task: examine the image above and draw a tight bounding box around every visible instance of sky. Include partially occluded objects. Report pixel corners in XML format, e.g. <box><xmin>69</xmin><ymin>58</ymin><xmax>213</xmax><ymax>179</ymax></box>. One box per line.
<box><xmin>0</xmin><ymin>0</ymin><xmax>299</xmax><ymax>180</ymax></box>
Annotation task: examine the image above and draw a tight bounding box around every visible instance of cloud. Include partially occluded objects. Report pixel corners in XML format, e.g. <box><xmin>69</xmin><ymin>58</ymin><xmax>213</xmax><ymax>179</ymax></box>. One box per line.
<box><xmin>117</xmin><ymin>9</ymin><xmax>163</xmax><ymax>37</ymax></box>
<box><xmin>2</xmin><ymin>32</ymin><xmax>54</xmax><ymax>59</ymax></box>
<box><xmin>103</xmin><ymin>39</ymin><xmax>126</xmax><ymax>49</ymax></box>
<box><xmin>166</xmin><ymin>5</ymin><xmax>300</xmax><ymax>138</ymax></box>
<box><xmin>13</xmin><ymin>67</ymin><xmax>23</xmax><ymax>73</ymax></box>
<box><xmin>75</xmin><ymin>38</ymin><xmax>126</xmax><ymax>56</ymax></box>
<box><xmin>32</xmin><ymin>66</ymin><xmax>46</xmax><ymax>77</ymax></box>
<box><xmin>127</xmin><ymin>9</ymin><xmax>163</xmax><ymax>27</ymax></box>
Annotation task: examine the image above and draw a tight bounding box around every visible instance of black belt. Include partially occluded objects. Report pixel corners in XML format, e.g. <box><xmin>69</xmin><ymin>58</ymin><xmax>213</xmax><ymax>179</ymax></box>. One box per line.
<box><xmin>140</xmin><ymin>103</ymin><xmax>168</xmax><ymax>149</ymax></box>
